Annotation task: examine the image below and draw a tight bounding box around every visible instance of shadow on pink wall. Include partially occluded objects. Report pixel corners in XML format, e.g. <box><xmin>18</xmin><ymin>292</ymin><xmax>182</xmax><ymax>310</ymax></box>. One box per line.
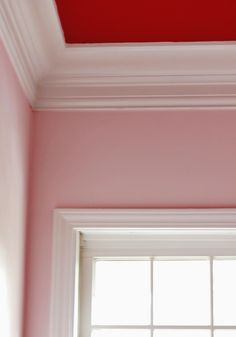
<box><xmin>0</xmin><ymin>39</ymin><xmax>32</xmax><ymax>337</ymax></box>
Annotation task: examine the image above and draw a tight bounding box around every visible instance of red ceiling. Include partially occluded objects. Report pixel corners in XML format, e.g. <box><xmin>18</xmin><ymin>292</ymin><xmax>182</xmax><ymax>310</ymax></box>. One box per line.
<box><xmin>55</xmin><ymin>0</ymin><xmax>236</xmax><ymax>44</ymax></box>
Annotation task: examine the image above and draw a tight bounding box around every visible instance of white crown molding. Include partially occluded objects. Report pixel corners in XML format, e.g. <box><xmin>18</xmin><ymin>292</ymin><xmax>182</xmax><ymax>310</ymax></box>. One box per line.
<box><xmin>0</xmin><ymin>0</ymin><xmax>64</xmax><ymax>104</ymax></box>
<box><xmin>51</xmin><ymin>208</ymin><xmax>236</xmax><ymax>337</ymax></box>
<box><xmin>36</xmin><ymin>42</ymin><xmax>236</xmax><ymax>110</ymax></box>
<box><xmin>1</xmin><ymin>1</ymin><xmax>236</xmax><ymax>109</ymax></box>
<box><xmin>36</xmin><ymin>73</ymin><xmax>236</xmax><ymax>110</ymax></box>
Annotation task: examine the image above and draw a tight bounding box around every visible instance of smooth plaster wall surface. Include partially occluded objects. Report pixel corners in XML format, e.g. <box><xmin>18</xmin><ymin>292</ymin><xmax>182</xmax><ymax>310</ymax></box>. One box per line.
<box><xmin>0</xmin><ymin>40</ymin><xmax>32</xmax><ymax>337</ymax></box>
<box><xmin>25</xmin><ymin>109</ymin><xmax>236</xmax><ymax>337</ymax></box>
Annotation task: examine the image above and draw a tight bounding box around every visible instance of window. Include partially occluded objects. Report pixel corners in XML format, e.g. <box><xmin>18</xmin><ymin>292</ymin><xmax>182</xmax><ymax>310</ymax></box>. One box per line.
<box><xmin>51</xmin><ymin>209</ymin><xmax>236</xmax><ymax>337</ymax></box>
<box><xmin>80</xmin><ymin>242</ymin><xmax>236</xmax><ymax>337</ymax></box>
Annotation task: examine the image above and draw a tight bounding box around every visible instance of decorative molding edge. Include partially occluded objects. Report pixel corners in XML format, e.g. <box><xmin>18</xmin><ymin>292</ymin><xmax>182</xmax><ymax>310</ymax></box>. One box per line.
<box><xmin>55</xmin><ymin>208</ymin><xmax>236</xmax><ymax>228</ymax></box>
<box><xmin>36</xmin><ymin>43</ymin><xmax>236</xmax><ymax>110</ymax></box>
<box><xmin>51</xmin><ymin>208</ymin><xmax>236</xmax><ymax>337</ymax></box>
<box><xmin>1</xmin><ymin>1</ymin><xmax>236</xmax><ymax>109</ymax></box>
<box><xmin>0</xmin><ymin>0</ymin><xmax>64</xmax><ymax>105</ymax></box>
<box><xmin>36</xmin><ymin>77</ymin><xmax>236</xmax><ymax>110</ymax></box>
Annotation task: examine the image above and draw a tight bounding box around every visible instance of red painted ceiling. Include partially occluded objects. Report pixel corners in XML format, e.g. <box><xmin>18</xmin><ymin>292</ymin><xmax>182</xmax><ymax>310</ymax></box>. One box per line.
<box><xmin>55</xmin><ymin>0</ymin><xmax>236</xmax><ymax>43</ymax></box>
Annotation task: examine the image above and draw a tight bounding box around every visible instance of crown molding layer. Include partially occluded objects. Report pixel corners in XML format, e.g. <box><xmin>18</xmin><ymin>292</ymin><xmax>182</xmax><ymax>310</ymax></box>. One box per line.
<box><xmin>0</xmin><ymin>0</ymin><xmax>64</xmax><ymax>104</ymax></box>
<box><xmin>36</xmin><ymin>76</ymin><xmax>236</xmax><ymax>110</ymax></box>
<box><xmin>1</xmin><ymin>0</ymin><xmax>236</xmax><ymax>109</ymax></box>
<box><xmin>36</xmin><ymin>43</ymin><xmax>236</xmax><ymax>110</ymax></box>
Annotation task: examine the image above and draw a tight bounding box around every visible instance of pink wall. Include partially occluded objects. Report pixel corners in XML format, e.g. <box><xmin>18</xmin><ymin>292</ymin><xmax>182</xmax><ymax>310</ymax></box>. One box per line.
<box><xmin>25</xmin><ymin>109</ymin><xmax>236</xmax><ymax>337</ymax></box>
<box><xmin>0</xmin><ymin>40</ymin><xmax>32</xmax><ymax>337</ymax></box>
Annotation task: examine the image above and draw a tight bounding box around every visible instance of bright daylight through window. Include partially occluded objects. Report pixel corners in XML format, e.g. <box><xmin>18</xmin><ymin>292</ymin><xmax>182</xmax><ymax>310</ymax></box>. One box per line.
<box><xmin>51</xmin><ymin>210</ymin><xmax>236</xmax><ymax>337</ymax></box>
<box><xmin>81</xmin><ymin>257</ymin><xmax>236</xmax><ymax>337</ymax></box>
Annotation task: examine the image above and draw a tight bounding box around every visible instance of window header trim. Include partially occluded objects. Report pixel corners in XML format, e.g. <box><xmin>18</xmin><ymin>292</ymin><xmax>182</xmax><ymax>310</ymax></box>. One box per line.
<box><xmin>51</xmin><ymin>208</ymin><xmax>236</xmax><ymax>337</ymax></box>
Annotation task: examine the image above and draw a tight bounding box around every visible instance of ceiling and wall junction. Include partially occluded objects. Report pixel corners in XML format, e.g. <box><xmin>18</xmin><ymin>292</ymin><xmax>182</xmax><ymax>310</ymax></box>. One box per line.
<box><xmin>1</xmin><ymin>0</ymin><xmax>236</xmax><ymax>110</ymax></box>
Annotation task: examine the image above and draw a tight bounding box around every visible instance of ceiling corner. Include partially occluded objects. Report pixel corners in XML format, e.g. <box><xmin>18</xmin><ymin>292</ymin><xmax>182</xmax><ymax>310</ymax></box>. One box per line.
<box><xmin>1</xmin><ymin>1</ymin><xmax>236</xmax><ymax>111</ymax></box>
<box><xmin>0</xmin><ymin>0</ymin><xmax>65</xmax><ymax>106</ymax></box>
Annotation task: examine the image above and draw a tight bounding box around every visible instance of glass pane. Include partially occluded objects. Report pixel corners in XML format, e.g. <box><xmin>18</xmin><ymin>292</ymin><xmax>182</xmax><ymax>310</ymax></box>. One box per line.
<box><xmin>92</xmin><ymin>330</ymin><xmax>150</xmax><ymax>337</ymax></box>
<box><xmin>153</xmin><ymin>259</ymin><xmax>210</xmax><ymax>325</ymax></box>
<box><xmin>154</xmin><ymin>330</ymin><xmax>210</xmax><ymax>337</ymax></box>
<box><xmin>92</xmin><ymin>260</ymin><xmax>150</xmax><ymax>325</ymax></box>
<box><xmin>214</xmin><ymin>259</ymin><xmax>236</xmax><ymax>325</ymax></box>
<box><xmin>214</xmin><ymin>331</ymin><xmax>236</xmax><ymax>337</ymax></box>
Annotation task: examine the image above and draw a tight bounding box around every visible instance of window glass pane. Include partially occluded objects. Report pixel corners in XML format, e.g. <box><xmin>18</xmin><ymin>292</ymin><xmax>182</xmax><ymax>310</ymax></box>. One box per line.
<box><xmin>153</xmin><ymin>259</ymin><xmax>210</xmax><ymax>325</ymax></box>
<box><xmin>214</xmin><ymin>259</ymin><xmax>236</xmax><ymax>325</ymax></box>
<box><xmin>154</xmin><ymin>330</ymin><xmax>211</xmax><ymax>337</ymax></box>
<box><xmin>92</xmin><ymin>260</ymin><xmax>150</xmax><ymax>325</ymax></box>
<box><xmin>214</xmin><ymin>331</ymin><xmax>236</xmax><ymax>337</ymax></box>
<box><xmin>92</xmin><ymin>330</ymin><xmax>150</xmax><ymax>337</ymax></box>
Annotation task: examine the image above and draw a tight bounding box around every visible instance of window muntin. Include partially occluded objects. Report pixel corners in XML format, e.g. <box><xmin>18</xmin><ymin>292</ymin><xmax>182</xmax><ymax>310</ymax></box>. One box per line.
<box><xmin>81</xmin><ymin>256</ymin><xmax>236</xmax><ymax>337</ymax></box>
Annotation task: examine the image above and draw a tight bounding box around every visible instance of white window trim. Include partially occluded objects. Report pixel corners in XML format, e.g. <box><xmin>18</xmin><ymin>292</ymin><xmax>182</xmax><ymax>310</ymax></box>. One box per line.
<box><xmin>50</xmin><ymin>208</ymin><xmax>236</xmax><ymax>337</ymax></box>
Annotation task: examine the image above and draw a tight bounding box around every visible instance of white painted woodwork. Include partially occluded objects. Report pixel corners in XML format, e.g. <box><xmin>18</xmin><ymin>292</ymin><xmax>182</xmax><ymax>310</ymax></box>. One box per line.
<box><xmin>51</xmin><ymin>208</ymin><xmax>236</xmax><ymax>337</ymax></box>
<box><xmin>1</xmin><ymin>1</ymin><xmax>236</xmax><ymax>109</ymax></box>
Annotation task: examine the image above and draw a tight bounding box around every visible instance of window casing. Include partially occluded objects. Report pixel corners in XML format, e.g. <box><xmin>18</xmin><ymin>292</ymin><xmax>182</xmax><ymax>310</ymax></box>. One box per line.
<box><xmin>50</xmin><ymin>209</ymin><xmax>236</xmax><ymax>337</ymax></box>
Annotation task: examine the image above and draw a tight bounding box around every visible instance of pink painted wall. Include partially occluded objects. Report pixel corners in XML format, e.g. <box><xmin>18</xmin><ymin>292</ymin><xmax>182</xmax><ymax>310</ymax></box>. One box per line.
<box><xmin>0</xmin><ymin>40</ymin><xmax>32</xmax><ymax>337</ymax></box>
<box><xmin>25</xmin><ymin>109</ymin><xmax>236</xmax><ymax>337</ymax></box>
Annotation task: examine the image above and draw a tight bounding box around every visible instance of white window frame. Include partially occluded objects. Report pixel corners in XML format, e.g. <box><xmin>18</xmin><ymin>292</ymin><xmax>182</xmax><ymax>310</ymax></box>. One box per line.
<box><xmin>50</xmin><ymin>208</ymin><xmax>236</xmax><ymax>337</ymax></box>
